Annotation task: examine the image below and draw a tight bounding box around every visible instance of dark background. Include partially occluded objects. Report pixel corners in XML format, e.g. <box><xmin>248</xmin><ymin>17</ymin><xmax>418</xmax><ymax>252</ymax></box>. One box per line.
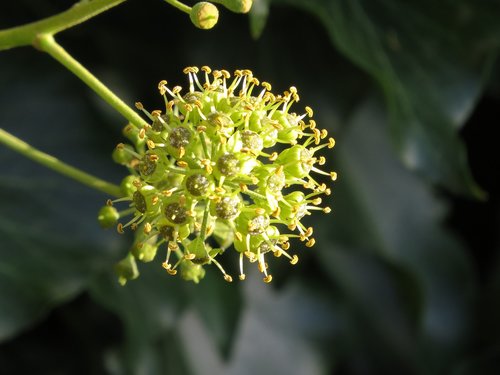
<box><xmin>1</xmin><ymin>0</ymin><xmax>500</xmax><ymax>374</ymax></box>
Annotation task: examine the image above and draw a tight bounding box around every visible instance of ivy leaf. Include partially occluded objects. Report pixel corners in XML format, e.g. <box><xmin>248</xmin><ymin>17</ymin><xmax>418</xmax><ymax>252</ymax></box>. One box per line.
<box><xmin>315</xmin><ymin>100</ymin><xmax>476</xmax><ymax>373</ymax></box>
<box><xmin>274</xmin><ymin>0</ymin><xmax>500</xmax><ymax>196</ymax></box>
<box><xmin>89</xmin><ymin>266</ymin><xmax>189</xmax><ymax>374</ymax></box>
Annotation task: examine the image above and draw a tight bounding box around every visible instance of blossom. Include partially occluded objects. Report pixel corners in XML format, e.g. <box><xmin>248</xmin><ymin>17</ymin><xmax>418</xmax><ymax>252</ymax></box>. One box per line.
<box><xmin>100</xmin><ymin>66</ymin><xmax>336</xmax><ymax>284</ymax></box>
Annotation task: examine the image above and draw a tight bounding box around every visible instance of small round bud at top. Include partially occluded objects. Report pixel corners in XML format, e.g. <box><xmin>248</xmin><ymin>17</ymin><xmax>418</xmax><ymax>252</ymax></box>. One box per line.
<box><xmin>190</xmin><ymin>2</ymin><xmax>219</xmax><ymax>30</ymax></box>
<box><xmin>98</xmin><ymin>205</ymin><xmax>120</xmax><ymax>228</ymax></box>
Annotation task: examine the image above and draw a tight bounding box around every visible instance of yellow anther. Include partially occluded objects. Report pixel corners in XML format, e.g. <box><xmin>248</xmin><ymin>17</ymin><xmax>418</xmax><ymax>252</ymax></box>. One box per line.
<box><xmin>282</xmin><ymin>241</ymin><xmax>290</xmax><ymax>250</ymax></box>
<box><xmin>224</xmin><ymin>274</ymin><xmax>233</xmax><ymax>282</ymax></box>
<box><xmin>306</xmin><ymin>238</ymin><xmax>316</xmax><ymax>247</ymax></box>
<box><xmin>177</xmin><ymin>160</ymin><xmax>188</xmax><ymax>168</ymax></box>
<box><xmin>117</xmin><ymin>223</ymin><xmax>124</xmax><ymax>234</ymax></box>
<box><xmin>324</xmin><ymin>188</ymin><xmax>332</xmax><ymax>196</ymax></box>
<box><xmin>328</xmin><ymin>138</ymin><xmax>336</xmax><ymax>148</ymax></box>
<box><xmin>239</xmin><ymin>274</ymin><xmax>246</xmax><ymax>281</ymax></box>
<box><xmin>146</xmin><ymin>140</ymin><xmax>156</xmax><ymax>149</ymax></box>
<box><xmin>235</xmin><ymin>231</ymin><xmax>243</xmax><ymax>241</ymax></box>
<box><xmin>184</xmin><ymin>253</ymin><xmax>196</xmax><ymax>260</ymax></box>
<box><xmin>201</xmin><ymin>66</ymin><xmax>212</xmax><ymax>73</ymax></box>
<box><xmin>263</xmin><ymin>275</ymin><xmax>273</xmax><ymax>283</ymax></box>
<box><xmin>318</xmin><ymin>156</ymin><xmax>326</xmax><ymax>165</ymax></box>
<box><xmin>162</xmin><ymin>189</ymin><xmax>173</xmax><ymax>197</ymax></box>
<box><xmin>143</xmin><ymin>222</ymin><xmax>152</xmax><ymax>234</ymax></box>
<box><xmin>312</xmin><ymin>197</ymin><xmax>322</xmax><ymax>205</ymax></box>
<box><xmin>183</xmin><ymin>66</ymin><xmax>198</xmax><ymax>74</ymax></box>
<box><xmin>220</xmin><ymin>69</ymin><xmax>230</xmax><ymax>79</ymax></box>
<box><xmin>290</xmin><ymin>255</ymin><xmax>299</xmax><ymax>265</ymax></box>
<box><xmin>330</xmin><ymin>171</ymin><xmax>338</xmax><ymax>181</ymax></box>
<box><xmin>305</xmin><ymin>106</ymin><xmax>314</xmax><ymax>117</ymax></box>
<box><xmin>305</xmin><ymin>226</ymin><xmax>314</xmax><ymax>237</ymax></box>
<box><xmin>167</xmin><ymin>269</ymin><xmax>177</xmax><ymax>275</ymax></box>
<box><xmin>309</xmin><ymin>119</ymin><xmax>317</xmax><ymax>129</ymax></box>
<box><xmin>272</xmin><ymin>207</ymin><xmax>281</xmax><ymax>218</ymax></box>
<box><xmin>172</xmin><ymin>86</ymin><xmax>182</xmax><ymax>94</ymax></box>
<box><xmin>320</xmin><ymin>129</ymin><xmax>328</xmax><ymax>139</ymax></box>
<box><xmin>106</xmin><ymin>199</ymin><xmax>113</xmax><ymax>206</ymax></box>
<box><xmin>255</xmin><ymin>207</ymin><xmax>266</xmax><ymax>215</ymax></box>
<box><xmin>138</xmin><ymin>128</ymin><xmax>146</xmax><ymax>139</ymax></box>
<box><xmin>269</xmin><ymin>152</ymin><xmax>278</xmax><ymax>161</ymax></box>
<box><xmin>135</xmin><ymin>102</ymin><xmax>144</xmax><ymax>110</ymax></box>
<box><xmin>262</xmin><ymin>82</ymin><xmax>272</xmax><ymax>91</ymax></box>
<box><xmin>323</xmin><ymin>207</ymin><xmax>332</xmax><ymax>213</ymax></box>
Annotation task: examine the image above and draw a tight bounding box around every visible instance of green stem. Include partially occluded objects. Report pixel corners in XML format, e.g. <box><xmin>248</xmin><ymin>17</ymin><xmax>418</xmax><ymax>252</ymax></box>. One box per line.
<box><xmin>0</xmin><ymin>128</ymin><xmax>122</xmax><ymax>197</ymax></box>
<box><xmin>36</xmin><ymin>34</ymin><xmax>147</xmax><ymax>128</ymax></box>
<box><xmin>0</xmin><ymin>0</ymin><xmax>127</xmax><ymax>51</ymax></box>
<box><xmin>164</xmin><ymin>0</ymin><xmax>192</xmax><ymax>14</ymax></box>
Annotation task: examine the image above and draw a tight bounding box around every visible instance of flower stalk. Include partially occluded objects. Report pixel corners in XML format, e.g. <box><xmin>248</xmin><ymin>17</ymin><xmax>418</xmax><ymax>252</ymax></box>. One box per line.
<box><xmin>0</xmin><ymin>128</ymin><xmax>122</xmax><ymax>197</ymax></box>
<box><xmin>35</xmin><ymin>34</ymin><xmax>148</xmax><ymax>129</ymax></box>
<box><xmin>0</xmin><ymin>0</ymin><xmax>127</xmax><ymax>51</ymax></box>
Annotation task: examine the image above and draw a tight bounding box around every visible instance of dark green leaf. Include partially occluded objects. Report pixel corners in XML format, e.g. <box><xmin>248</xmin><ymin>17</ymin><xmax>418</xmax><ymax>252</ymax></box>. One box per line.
<box><xmin>315</xmin><ymin>100</ymin><xmax>476</xmax><ymax>373</ymax></box>
<box><xmin>89</xmin><ymin>265</ymin><xmax>189</xmax><ymax>375</ymax></box>
<box><xmin>274</xmin><ymin>0</ymin><xmax>500</xmax><ymax>196</ymax></box>
<box><xmin>185</xmin><ymin>268</ymin><xmax>243</xmax><ymax>358</ymax></box>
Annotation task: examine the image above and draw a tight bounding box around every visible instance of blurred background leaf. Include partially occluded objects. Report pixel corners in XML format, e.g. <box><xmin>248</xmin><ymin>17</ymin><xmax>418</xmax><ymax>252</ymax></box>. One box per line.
<box><xmin>1</xmin><ymin>1</ymin><xmax>500</xmax><ymax>374</ymax></box>
<box><xmin>274</xmin><ymin>0</ymin><xmax>500</xmax><ymax>197</ymax></box>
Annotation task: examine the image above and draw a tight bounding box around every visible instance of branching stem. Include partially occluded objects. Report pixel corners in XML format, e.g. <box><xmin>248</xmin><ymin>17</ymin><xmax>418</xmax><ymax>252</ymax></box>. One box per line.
<box><xmin>0</xmin><ymin>0</ymin><xmax>127</xmax><ymax>51</ymax></box>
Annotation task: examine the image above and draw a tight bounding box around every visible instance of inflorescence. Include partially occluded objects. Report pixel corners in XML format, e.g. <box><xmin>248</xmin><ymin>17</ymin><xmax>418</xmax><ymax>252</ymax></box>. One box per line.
<box><xmin>99</xmin><ymin>66</ymin><xmax>337</xmax><ymax>285</ymax></box>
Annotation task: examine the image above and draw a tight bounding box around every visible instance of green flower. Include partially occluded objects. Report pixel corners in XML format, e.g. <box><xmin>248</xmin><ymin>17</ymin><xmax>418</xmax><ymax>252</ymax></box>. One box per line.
<box><xmin>100</xmin><ymin>66</ymin><xmax>336</xmax><ymax>284</ymax></box>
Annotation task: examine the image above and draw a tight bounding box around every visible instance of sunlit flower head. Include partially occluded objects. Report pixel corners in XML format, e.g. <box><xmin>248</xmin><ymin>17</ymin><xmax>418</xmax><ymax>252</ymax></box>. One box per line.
<box><xmin>100</xmin><ymin>66</ymin><xmax>336</xmax><ymax>285</ymax></box>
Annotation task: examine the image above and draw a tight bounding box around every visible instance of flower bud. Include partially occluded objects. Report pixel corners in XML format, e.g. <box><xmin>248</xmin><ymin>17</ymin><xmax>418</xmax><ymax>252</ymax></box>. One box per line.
<box><xmin>120</xmin><ymin>175</ymin><xmax>137</xmax><ymax>197</ymax></box>
<box><xmin>97</xmin><ymin>205</ymin><xmax>120</xmax><ymax>228</ymax></box>
<box><xmin>180</xmin><ymin>260</ymin><xmax>206</xmax><ymax>283</ymax></box>
<box><xmin>114</xmin><ymin>253</ymin><xmax>139</xmax><ymax>286</ymax></box>
<box><xmin>190</xmin><ymin>2</ymin><xmax>219</xmax><ymax>30</ymax></box>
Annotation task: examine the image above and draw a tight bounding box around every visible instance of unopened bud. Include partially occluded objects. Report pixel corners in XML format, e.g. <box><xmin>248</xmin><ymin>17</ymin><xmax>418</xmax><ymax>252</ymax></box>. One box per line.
<box><xmin>98</xmin><ymin>205</ymin><xmax>120</xmax><ymax>228</ymax></box>
<box><xmin>190</xmin><ymin>2</ymin><xmax>219</xmax><ymax>29</ymax></box>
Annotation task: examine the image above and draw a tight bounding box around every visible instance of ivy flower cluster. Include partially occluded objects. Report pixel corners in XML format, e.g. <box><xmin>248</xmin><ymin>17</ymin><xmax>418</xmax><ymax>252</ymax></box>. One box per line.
<box><xmin>98</xmin><ymin>66</ymin><xmax>336</xmax><ymax>285</ymax></box>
